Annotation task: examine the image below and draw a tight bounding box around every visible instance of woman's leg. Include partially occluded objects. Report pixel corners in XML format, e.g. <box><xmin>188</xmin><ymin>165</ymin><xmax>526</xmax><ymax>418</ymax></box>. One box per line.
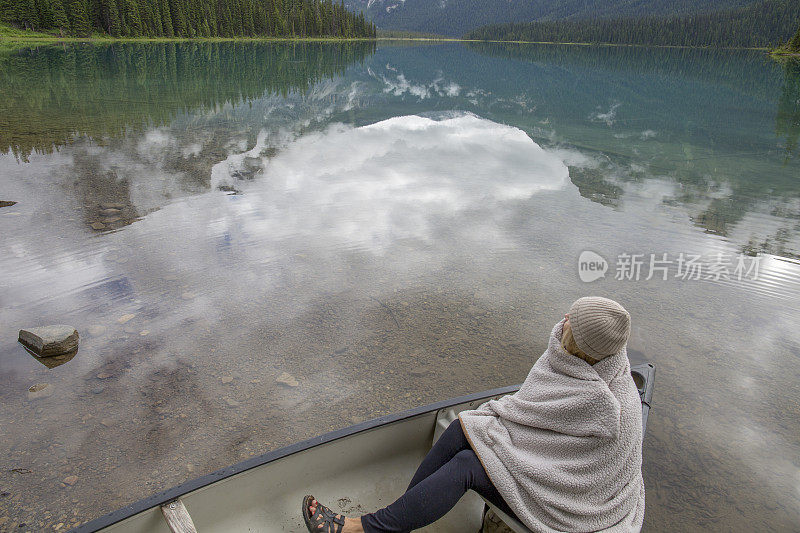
<box><xmin>305</xmin><ymin>419</ymin><xmax>517</xmax><ymax>533</ymax></box>
<box><xmin>304</xmin><ymin>420</ymin><xmax>468</xmax><ymax>531</ymax></box>
<box><xmin>406</xmin><ymin>419</ymin><xmax>472</xmax><ymax>490</ymax></box>
<box><xmin>360</xmin><ymin>449</ymin><xmax>515</xmax><ymax>533</ymax></box>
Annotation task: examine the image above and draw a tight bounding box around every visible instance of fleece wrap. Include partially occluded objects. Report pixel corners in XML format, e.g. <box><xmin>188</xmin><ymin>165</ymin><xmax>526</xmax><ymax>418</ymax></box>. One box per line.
<box><xmin>459</xmin><ymin>320</ymin><xmax>645</xmax><ymax>533</ymax></box>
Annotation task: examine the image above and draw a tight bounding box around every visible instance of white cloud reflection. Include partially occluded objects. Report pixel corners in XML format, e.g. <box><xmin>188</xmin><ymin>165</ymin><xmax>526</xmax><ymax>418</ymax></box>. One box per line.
<box><xmin>226</xmin><ymin>113</ymin><xmax>568</xmax><ymax>251</ymax></box>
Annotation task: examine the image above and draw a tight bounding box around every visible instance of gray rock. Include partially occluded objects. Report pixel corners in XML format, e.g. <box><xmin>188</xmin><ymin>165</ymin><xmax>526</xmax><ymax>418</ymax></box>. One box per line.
<box><xmin>18</xmin><ymin>325</ymin><xmax>79</xmax><ymax>357</ymax></box>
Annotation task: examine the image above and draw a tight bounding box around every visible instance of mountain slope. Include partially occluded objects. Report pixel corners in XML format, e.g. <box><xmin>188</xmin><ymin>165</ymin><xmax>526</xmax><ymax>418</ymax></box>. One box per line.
<box><xmin>345</xmin><ymin>0</ymin><xmax>758</xmax><ymax>36</ymax></box>
<box><xmin>465</xmin><ymin>0</ymin><xmax>800</xmax><ymax>48</ymax></box>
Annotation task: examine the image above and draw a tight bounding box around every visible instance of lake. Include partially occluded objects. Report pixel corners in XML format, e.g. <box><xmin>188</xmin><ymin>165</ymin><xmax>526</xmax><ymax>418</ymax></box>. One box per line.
<box><xmin>1</xmin><ymin>41</ymin><xmax>799</xmax><ymax>531</ymax></box>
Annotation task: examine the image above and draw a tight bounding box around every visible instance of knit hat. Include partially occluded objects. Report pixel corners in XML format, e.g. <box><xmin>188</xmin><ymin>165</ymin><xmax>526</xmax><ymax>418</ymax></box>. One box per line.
<box><xmin>568</xmin><ymin>296</ymin><xmax>631</xmax><ymax>360</ymax></box>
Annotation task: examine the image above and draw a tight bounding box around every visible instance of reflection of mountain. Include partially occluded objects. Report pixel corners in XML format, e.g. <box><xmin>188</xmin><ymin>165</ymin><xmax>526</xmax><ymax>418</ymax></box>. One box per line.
<box><xmin>0</xmin><ymin>41</ymin><xmax>376</xmax><ymax>160</ymax></box>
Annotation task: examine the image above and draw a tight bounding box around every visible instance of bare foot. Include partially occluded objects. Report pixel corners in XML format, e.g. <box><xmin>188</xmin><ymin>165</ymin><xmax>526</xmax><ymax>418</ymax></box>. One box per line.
<box><xmin>308</xmin><ymin>498</ymin><xmax>364</xmax><ymax>533</ymax></box>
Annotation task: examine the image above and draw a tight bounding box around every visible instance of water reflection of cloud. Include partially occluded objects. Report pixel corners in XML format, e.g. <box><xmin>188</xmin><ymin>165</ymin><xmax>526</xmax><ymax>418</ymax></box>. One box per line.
<box><xmin>371</xmin><ymin>66</ymin><xmax>464</xmax><ymax>101</ymax></box>
<box><xmin>590</xmin><ymin>102</ymin><xmax>621</xmax><ymax>126</ymax></box>
<box><xmin>227</xmin><ymin>114</ymin><xmax>568</xmax><ymax>251</ymax></box>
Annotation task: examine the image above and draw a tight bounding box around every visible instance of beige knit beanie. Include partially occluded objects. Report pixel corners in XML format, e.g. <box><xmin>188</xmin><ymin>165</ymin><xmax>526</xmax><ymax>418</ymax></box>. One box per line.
<box><xmin>568</xmin><ymin>296</ymin><xmax>631</xmax><ymax>360</ymax></box>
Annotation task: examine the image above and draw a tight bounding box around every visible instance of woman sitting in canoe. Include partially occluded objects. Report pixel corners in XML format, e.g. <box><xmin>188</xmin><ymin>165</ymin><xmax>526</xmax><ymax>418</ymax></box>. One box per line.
<box><xmin>303</xmin><ymin>296</ymin><xmax>645</xmax><ymax>533</ymax></box>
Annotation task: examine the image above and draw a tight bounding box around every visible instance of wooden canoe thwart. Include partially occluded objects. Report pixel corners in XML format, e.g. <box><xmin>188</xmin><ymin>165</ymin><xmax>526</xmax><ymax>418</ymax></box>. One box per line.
<box><xmin>160</xmin><ymin>500</ymin><xmax>197</xmax><ymax>533</ymax></box>
<box><xmin>72</xmin><ymin>364</ymin><xmax>655</xmax><ymax>533</ymax></box>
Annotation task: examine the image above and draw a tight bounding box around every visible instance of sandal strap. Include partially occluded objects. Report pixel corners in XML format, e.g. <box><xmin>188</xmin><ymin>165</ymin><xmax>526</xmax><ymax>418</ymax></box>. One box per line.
<box><xmin>306</xmin><ymin>501</ymin><xmax>344</xmax><ymax>533</ymax></box>
<box><xmin>321</xmin><ymin>505</ymin><xmax>345</xmax><ymax>533</ymax></box>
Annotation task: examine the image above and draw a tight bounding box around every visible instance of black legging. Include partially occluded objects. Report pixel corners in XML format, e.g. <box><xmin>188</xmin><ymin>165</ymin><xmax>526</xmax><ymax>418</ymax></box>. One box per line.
<box><xmin>360</xmin><ymin>419</ymin><xmax>518</xmax><ymax>532</ymax></box>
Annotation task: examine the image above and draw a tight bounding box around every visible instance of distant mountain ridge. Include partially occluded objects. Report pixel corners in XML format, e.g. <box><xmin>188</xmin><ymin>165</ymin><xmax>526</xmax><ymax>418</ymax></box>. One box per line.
<box><xmin>465</xmin><ymin>0</ymin><xmax>800</xmax><ymax>48</ymax></box>
<box><xmin>345</xmin><ymin>0</ymin><xmax>759</xmax><ymax>36</ymax></box>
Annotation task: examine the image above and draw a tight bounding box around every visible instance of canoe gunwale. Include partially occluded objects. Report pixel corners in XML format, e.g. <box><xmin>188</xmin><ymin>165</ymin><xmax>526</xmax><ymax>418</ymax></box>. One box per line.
<box><xmin>70</xmin><ymin>384</ymin><xmax>521</xmax><ymax>533</ymax></box>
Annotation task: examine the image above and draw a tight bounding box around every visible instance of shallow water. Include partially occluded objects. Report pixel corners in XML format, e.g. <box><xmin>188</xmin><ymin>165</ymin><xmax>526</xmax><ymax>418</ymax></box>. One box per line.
<box><xmin>1</xmin><ymin>42</ymin><xmax>799</xmax><ymax>531</ymax></box>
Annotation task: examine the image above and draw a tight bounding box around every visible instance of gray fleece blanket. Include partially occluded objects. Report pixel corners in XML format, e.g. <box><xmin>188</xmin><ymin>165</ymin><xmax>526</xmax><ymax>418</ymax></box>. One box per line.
<box><xmin>459</xmin><ymin>320</ymin><xmax>645</xmax><ymax>533</ymax></box>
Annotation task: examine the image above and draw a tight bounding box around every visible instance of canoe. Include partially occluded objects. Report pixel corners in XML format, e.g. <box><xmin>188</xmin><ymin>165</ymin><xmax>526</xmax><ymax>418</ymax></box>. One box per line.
<box><xmin>72</xmin><ymin>363</ymin><xmax>655</xmax><ymax>533</ymax></box>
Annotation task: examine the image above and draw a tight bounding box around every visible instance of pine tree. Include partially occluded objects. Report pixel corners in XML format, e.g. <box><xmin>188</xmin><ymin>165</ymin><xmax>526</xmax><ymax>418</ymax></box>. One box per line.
<box><xmin>19</xmin><ymin>0</ymin><xmax>41</xmax><ymax>29</ymax></box>
<box><xmin>100</xmin><ymin>0</ymin><xmax>122</xmax><ymax>35</ymax></box>
<box><xmin>34</xmin><ymin>0</ymin><xmax>54</xmax><ymax>28</ymax></box>
<box><xmin>167</xmin><ymin>0</ymin><xmax>184</xmax><ymax>36</ymax></box>
<box><xmin>120</xmin><ymin>0</ymin><xmax>142</xmax><ymax>36</ymax></box>
<box><xmin>159</xmin><ymin>0</ymin><xmax>173</xmax><ymax>36</ymax></box>
<box><xmin>66</xmin><ymin>0</ymin><xmax>92</xmax><ymax>35</ymax></box>
<box><xmin>49</xmin><ymin>0</ymin><xmax>69</xmax><ymax>35</ymax></box>
<box><xmin>789</xmin><ymin>24</ymin><xmax>800</xmax><ymax>52</ymax></box>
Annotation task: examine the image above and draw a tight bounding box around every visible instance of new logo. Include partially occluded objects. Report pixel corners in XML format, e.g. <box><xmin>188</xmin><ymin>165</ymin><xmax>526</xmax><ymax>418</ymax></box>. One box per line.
<box><xmin>578</xmin><ymin>251</ymin><xmax>608</xmax><ymax>282</ymax></box>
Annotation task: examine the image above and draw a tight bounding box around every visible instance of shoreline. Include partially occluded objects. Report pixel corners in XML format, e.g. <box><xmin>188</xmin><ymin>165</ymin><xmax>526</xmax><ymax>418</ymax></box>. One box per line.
<box><xmin>770</xmin><ymin>49</ymin><xmax>800</xmax><ymax>58</ymax></box>
<box><xmin>0</xmin><ymin>24</ymin><xmax>780</xmax><ymax>52</ymax></box>
<box><xmin>0</xmin><ymin>36</ymin><xmax>378</xmax><ymax>44</ymax></box>
<box><xmin>0</xmin><ymin>35</ymin><xmax>773</xmax><ymax>51</ymax></box>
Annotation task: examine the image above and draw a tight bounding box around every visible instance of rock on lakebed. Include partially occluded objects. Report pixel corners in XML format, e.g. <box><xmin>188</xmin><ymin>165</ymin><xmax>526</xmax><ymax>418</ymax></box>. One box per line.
<box><xmin>18</xmin><ymin>325</ymin><xmax>79</xmax><ymax>357</ymax></box>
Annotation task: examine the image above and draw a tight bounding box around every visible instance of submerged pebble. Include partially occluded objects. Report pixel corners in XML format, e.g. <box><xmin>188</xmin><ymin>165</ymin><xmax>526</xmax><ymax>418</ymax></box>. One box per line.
<box><xmin>276</xmin><ymin>372</ymin><xmax>299</xmax><ymax>387</ymax></box>
<box><xmin>224</xmin><ymin>398</ymin><xmax>240</xmax><ymax>408</ymax></box>
<box><xmin>27</xmin><ymin>383</ymin><xmax>53</xmax><ymax>400</ymax></box>
<box><xmin>117</xmin><ymin>314</ymin><xmax>136</xmax><ymax>324</ymax></box>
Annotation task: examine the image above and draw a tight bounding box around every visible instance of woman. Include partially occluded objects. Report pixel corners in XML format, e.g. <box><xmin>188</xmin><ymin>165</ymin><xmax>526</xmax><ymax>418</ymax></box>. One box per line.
<box><xmin>303</xmin><ymin>296</ymin><xmax>645</xmax><ymax>533</ymax></box>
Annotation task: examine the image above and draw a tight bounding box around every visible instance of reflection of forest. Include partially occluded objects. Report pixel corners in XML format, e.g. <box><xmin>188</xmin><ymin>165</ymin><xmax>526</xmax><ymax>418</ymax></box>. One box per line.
<box><xmin>465</xmin><ymin>42</ymin><xmax>782</xmax><ymax>100</ymax></box>
<box><xmin>466</xmin><ymin>42</ymin><xmax>800</xmax><ymax>257</ymax></box>
<box><xmin>0</xmin><ymin>41</ymin><xmax>376</xmax><ymax>160</ymax></box>
<box><xmin>776</xmin><ymin>60</ymin><xmax>800</xmax><ymax>161</ymax></box>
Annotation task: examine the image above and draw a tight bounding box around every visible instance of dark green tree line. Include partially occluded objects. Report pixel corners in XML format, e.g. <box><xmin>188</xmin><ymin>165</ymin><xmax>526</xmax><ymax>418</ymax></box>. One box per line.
<box><xmin>0</xmin><ymin>0</ymin><xmax>376</xmax><ymax>38</ymax></box>
<box><xmin>464</xmin><ymin>0</ymin><xmax>800</xmax><ymax>48</ymax></box>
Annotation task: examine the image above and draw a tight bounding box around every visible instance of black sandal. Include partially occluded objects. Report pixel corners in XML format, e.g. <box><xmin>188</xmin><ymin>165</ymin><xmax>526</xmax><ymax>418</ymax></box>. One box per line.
<box><xmin>302</xmin><ymin>494</ymin><xmax>346</xmax><ymax>533</ymax></box>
